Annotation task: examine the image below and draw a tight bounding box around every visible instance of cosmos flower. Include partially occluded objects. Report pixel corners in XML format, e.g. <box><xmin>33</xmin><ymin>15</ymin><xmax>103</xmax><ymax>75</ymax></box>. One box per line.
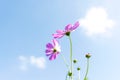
<box><xmin>52</xmin><ymin>21</ymin><xmax>80</xmax><ymax>38</ymax></box>
<box><xmin>45</xmin><ymin>39</ymin><xmax>61</xmax><ymax>60</ymax></box>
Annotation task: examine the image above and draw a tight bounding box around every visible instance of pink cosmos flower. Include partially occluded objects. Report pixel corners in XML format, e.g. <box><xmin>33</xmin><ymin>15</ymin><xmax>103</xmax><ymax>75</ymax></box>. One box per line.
<box><xmin>52</xmin><ymin>21</ymin><xmax>80</xmax><ymax>38</ymax></box>
<box><xmin>45</xmin><ymin>39</ymin><xmax>61</xmax><ymax>60</ymax></box>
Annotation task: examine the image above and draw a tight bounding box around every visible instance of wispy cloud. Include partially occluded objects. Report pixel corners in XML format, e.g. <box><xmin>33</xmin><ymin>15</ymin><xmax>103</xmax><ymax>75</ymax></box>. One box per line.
<box><xmin>18</xmin><ymin>56</ymin><xmax>46</xmax><ymax>71</ymax></box>
<box><xmin>79</xmin><ymin>7</ymin><xmax>115</xmax><ymax>36</ymax></box>
<box><xmin>30</xmin><ymin>56</ymin><xmax>46</xmax><ymax>69</ymax></box>
<box><xmin>19</xmin><ymin>56</ymin><xmax>29</xmax><ymax>71</ymax></box>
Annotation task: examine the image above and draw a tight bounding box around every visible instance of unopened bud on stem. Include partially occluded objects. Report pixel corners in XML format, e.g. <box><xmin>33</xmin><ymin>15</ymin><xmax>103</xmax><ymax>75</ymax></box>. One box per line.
<box><xmin>85</xmin><ymin>53</ymin><xmax>91</xmax><ymax>59</ymax></box>
<box><xmin>68</xmin><ymin>72</ymin><xmax>72</xmax><ymax>76</ymax></box>
<box><xmin>73</xmin><ymin>59</ymin><xmax>77</xmax><ymax>63</ymax></box>
<box><xmin>77</xmin><ymin>67</ymin><xmax>80</xmax><ymax>71</ymax></box>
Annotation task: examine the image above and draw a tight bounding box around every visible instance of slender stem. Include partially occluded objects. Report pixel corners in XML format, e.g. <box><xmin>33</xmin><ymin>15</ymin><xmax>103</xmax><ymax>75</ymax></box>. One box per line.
<box><xmin>66</xmin><ymin>72</ymin><xmax>68</xmax><ymax>80</ymax></box>
<box><xmin>69</xmin><ymin>76</ymin><xmax>71</xmax><ymax>80</ymax></box>
<box><xmin>84</xmin><ymin>58</ymin><xmax>89</xmax><ymax>80</ymax></box>
<box><xmin>68</xmin><ymin>36</ymin><xmax>73</xmax><ymax>80</ymax></box>
<box><xmin>78</xmin><ymin>70</ymin><xmax>80</xmax><ymax>80</ymax></box>
<box><xmin>60</xmin><ymin>53</ymin><xmax>69</xmax><ymax>70</ymax></box>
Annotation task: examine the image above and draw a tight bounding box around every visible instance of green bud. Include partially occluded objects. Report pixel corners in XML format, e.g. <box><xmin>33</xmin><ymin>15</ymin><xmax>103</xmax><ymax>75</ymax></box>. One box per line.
<box><xmin>85</xmin><ymin>53</ymin><xmax>91</xmax><ymax>59</ymax></box>
<box><xmin>73</xmin><ymin>59</ymin><xmax>77</xmax><ymax>63</ymax></box>
<box><xmin>68</xmin><ymin>72</ymin><xmax>72</xmax><ymax>76</ymax></box>
<box><xmin>77</xmin><ymin>67</ymin><xmax>80</xmax><ymax>71</ymax></box>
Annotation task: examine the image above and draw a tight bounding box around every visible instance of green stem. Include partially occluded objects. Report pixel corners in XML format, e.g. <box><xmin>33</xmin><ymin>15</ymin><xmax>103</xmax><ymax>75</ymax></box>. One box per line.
<box><xmin>60</xmin><ymin>53</ymin><xmax>69</xmax><ymax>70</ymax></box>
<box><xmin>78</xmin><ymin>71</ymin><xmax>80</xmax><ymax>80</ymax></box>
<box><xmin>68</xmin><ymin>36</ymin><xmax>73</xmax><ymax>80</ymax></box>
<box><xmin>84</xmin><ymin>58</ymin><xmax>89</xmax><ymax>80</ymax></box>
<box><xmin>66</xmin><ymin>72</ymin><xmax>68</xmax><ymax>80</ymax></box>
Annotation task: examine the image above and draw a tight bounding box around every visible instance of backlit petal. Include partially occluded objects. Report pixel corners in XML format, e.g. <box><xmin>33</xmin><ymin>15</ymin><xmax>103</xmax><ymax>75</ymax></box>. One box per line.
<box><xmin>65</xmin><ymin>24</ymin><xmax>73</xmax><ymax>31</ymax></box>
<box><xmin>52</xmin><ymin>33</ymin><xmax>64</xmax><ymax>38</ymax></box>
<box><xmin>46</xmin><ymin>43</ymin><xmax>53</xmax><ymax>49</ymax></box>
<box><xmin>45</xmin><ymin>49</ymin><xmax>52</xmax><ymax>53</ymax></box>
<box><xmin>72</xmin><ymin>21</ymin><xmax>80</xmax><ymax>30</ymax></box>
<box><xmin>56</xmin><ymin>30</ymin><xmax>65</xmax><ymax>34</ymax></box>
<box><xmin>49</xmin><ymin>54</ymin><xmax>55</xmax><ymax>60</ymax></box>
<box><xmin>53</xmin><ymin>39</ymin><xmax>59</xmax><ymax>47</ymax></box>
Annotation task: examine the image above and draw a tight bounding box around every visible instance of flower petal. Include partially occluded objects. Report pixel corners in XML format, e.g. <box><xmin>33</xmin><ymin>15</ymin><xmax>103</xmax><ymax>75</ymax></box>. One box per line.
<box><xmin>53</xmin><ymin>39</ymin><xmax>59</xmax><ymax>47</ymax></box>
<box><xmin>53</xmin><ymin>54</ymin><xmax>57</xmax><ymax>59</ymax></box>
<box><xmin>56</xmin><ymin>30</ymin><xmax>65</xmax><ymax>34</ymax></box>
<box><xmin>52</xmin><ymin>33</ymin><xmax>64</xmax><ymax>38</ymax></box>
<box><xmin>65</xmin><ymin>24</ymin><xmax>73</xmax><ymax>31</ymax></box>
<box><xmin>46</xmin><ymin>53</ymin><xmax>51</xmax><ymax>56</ymax></box>
<box><xmin>45</xmin><ymin>49</ymin><xmax>52</xmax><ymax>53</ymax></box>
<box><xmin>49</xmin><ymin>54</ymin><xmax>56</xmax><ymax>60</ymax></box>
<box><xmin>45</xmin><ymin>49</ymin><xmax>53</xmax><ymax>56</ymax></box>
<box><xmin>46</xmin><ymin>43</ymin><xmax>53</xmax><ymax>49</ymax></box>
<box><xmin>72</xmin><ymin>21</ymin><xmax>80</xmax><ymax>30</ymax></box>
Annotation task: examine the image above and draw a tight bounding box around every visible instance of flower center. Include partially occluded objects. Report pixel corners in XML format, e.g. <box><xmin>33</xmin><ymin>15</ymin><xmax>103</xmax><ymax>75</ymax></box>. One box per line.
<box><xmin>53</xmin><ymin>49</ymin><xmax>57</xmax><ymax>53</ymax></box>
<box><xmin>65</xmin><ymin>32</ymin><xmax>70</xmax><ymax>36</ymax></box>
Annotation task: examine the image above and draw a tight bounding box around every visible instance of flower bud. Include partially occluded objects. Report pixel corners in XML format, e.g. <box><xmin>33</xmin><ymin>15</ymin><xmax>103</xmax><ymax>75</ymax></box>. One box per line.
<box><xmin>73</xmin><ymin>59</ymin><xmax>77</xmax><ymax>63</ymax></box>
<box><xmin>85</xmin><ymin>53</ymin><xmax>91</xmax><ymax>59</ymax></box>
<box><xmin>77</xmin><ymin>67</ymin><xmax>80</xmax><ymax>71</ymax></box>
<box><xmin>68</xmin><ymin>72</ymin><xmax>72</xmax><ymax>76</ymax></box>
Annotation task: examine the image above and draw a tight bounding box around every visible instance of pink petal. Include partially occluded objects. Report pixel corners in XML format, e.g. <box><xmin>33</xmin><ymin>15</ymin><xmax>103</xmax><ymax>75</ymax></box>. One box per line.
<box><xmin>56</xmin><ymin>30</ymin><xmax>65</xmax><ymax>34</ymax></box>
<box><xmin>53</xmin><ymin>39</ymin><xmax>58</xmax><ymax>46</ymax></box>
<box><xmin>72</xmin><ymin>21</ymin><xmax>80</xmax><ymax>30</ymax></box>
<box><xmin>65</xmin><ymin>24</ymin><xmax>73</xmax><ymax>31</ymax></box>
<box><xmin>45</xmin><ymin>49</ymin><xmax>52</xmax><ymax>53</ymax></box>
<box><xmin>53</xmin><ymin>54</ymin><xmax>57</xmax><ymax>59</ymax></box>
<box><xmin>49</xmin><ymin>54</ymin><xmax>56</xmax><ymax>60</ymax></box>
<box><xmin>52</xmin><ymin>33</ymin><xmax>64</xmax><ymax>38</ymax></box>
<box><xmin>46</xmin><ymin>43</ymin><xmax>53</xmax><ymax>49</ymax></box>
<box><xmin>46</xmin><ymin>53</ymin><xmax>51</xmax><ymax>56</ymax></box>
<box><xmin>46</xmin><ymin>49</ymin><xmax>53</xmax><ymax>56</ymax></box>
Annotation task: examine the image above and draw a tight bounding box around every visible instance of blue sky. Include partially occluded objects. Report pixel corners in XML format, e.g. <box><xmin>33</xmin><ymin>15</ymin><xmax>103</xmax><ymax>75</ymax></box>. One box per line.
<box><xmin>0</xmin><ymin>0</ymin><xmax>120</xmax><ymax>80</ymax></box>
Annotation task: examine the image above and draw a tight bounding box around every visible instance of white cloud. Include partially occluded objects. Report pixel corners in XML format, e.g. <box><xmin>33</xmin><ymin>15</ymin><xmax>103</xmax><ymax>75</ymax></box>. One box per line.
<box><xmin>30</xmin><ymin>56</ymin><xmax>46</xmax><ymax>69</ymax></box>
<box><xmin>18</xmin><ymin>56</ymin><xmax>46</xmax><ymax>71</ymax></box>
<box><xmin>19</xmin><ymin>56</ymin><xmax>28</xmax><ymax>62</ymax></box>
<box><xmin>79</xmin><ymin>7</ymin><xmax>115</xmax><ymax>36</ymax></box>
<box><xmin>19</xmin><ymin>56</ymin><xmax>28</xmax><ymax>71</ymax></box>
